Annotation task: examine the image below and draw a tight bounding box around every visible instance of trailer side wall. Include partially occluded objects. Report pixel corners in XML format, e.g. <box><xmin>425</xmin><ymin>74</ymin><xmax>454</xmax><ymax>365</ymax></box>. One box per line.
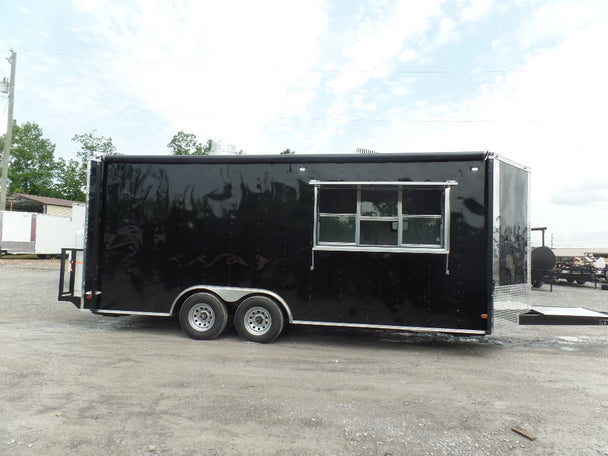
<box><xmin>84</xmin><ymin>154</ymin><xmax>494</xmax><ymax>333</ymax></box>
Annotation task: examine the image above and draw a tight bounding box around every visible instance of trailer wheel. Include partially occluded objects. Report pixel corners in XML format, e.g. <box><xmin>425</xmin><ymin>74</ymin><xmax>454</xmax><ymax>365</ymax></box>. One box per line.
<box><xmin>179</xmin><ymin>293</ymin><xmax>228</xmax><ymax>340</ymax></box>
<box><xmin>531</xmin><ymin>279</ymin><xmax>543</xmax><ymax>288</ymax></box>
<box><xmin>576</xmin><ymin>279</ymin><xmax>586</xmax><ymax>285</ymax></box>
<box><xmin>235</xmin><ymin>296</ymin><xmax>284</xmax><ymax>343</ymax></box>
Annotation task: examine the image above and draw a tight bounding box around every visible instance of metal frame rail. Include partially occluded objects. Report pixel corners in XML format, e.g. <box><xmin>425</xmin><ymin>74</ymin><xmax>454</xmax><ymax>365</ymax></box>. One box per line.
<box><xmin>58</xmin><ymin>248</ymin><xmax>82</xmax><ymax>305</ymax></box>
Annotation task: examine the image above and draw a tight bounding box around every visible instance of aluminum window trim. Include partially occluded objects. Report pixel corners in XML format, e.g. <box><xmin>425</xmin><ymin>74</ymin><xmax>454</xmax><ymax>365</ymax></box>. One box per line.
<box><xmin>319</xmin><ymin>212</ymin><xmax>356</xmax><ymax>217</ymax></box>
<box><xmin>310</xmin><ymin>180</ymin><xmax>459</xmax><ymax>187</ymax></box>
<box><xmin>312</xmin><ymin>180</ymin><xmax>456</xmax><ymax>254</ymax></box>
<box><xmin>313</xmin><ymin>245</ymin><xmax>449</xmax><ymax>254</ymax></box>
<box><xmin>397</xmin><ymin>189</ymin><xmax>403</xmax><ymax>244</ymax></box>
<box><xmin>403</xmin><ymin>214</ymin><xmax>442</xmax><ymax>219</ymax></box>
<box><xmin>317</xmin><ymin>241</ymin><xmax>358</xmax><ymax>246</ymax></box>
<box><xmin>443</xmin><ymin>186</ymin><xmax>451</xmax><ymax>251</ymax></box>
<box><xmin>312</xmin><ymin>184</ymin><xmax>319</xmax><ymax>259</ymax></box>
<box><xmin>359</xmin><ymin>216</ymin><xmax>400</xmax><ymax>221</ymax></box>
<box><xmin>355</xmin><ymin>189</ymin><xmax>361</xmax><ymax>244</ymax></box>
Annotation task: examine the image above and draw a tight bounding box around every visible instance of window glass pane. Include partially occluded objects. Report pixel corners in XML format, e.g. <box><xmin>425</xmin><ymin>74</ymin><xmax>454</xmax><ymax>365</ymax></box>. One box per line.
<box><xmin>319</xmin><ymin>188</ymin><xmax>357</xmax><ymax>214</ymax></box>
<box><xmin>360</xmin><ymin>190</ymin><xmax>398</xmax><ymax>217</ymax></box>
<box><xmin>402</xmin><ymin>189</ymin><xmax>442</xmax><ymax>215</ymax></box>
<box><xmin>402</xmin><ymin>217</ymin><xmax>442</xmax><ymax>245</ymax></box>
<box><xmin>360</xmin><ymin>220</ymin><xmax>398</xmax><ymax>245</ymax></box>
<box><xmin>319</xmin><ymin>216</ymin><xmax>355</xmax><ymax>243</ymax></box>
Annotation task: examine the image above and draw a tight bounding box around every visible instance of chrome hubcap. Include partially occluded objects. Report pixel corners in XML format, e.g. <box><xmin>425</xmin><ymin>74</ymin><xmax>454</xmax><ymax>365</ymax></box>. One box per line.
<box><xmin>189</xmin><ymin>303</ymin><xmax>216</xmax><ymax>332</ymax></box>
<box><xmin>244</xmin><ymin>306</ymin><xmax>272</xmax><ymax>336</ymax></box>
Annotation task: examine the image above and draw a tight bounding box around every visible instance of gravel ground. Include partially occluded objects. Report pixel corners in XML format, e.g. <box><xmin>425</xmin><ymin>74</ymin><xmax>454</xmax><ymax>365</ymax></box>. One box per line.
<box><xmin>0</xmin><ymin>259</ymin><xmax>607</xmax><ymax>456</ymax></box>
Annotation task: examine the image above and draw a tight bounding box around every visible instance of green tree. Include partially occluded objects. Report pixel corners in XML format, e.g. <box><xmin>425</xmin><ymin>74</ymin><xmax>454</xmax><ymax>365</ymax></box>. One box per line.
<box><xmin>280</xmin><ymin>148</ymin><xmax>295</xmax><ymax>155</ymax></box>
<box><xmin>54</xmin><ymin>157</ymin><xmax>85</xmax><ymax>201</ymax></box>
<box><xmin>0</xmin><ymin>121</ymin><xmax>60</xmax><ymax>197</ymax></box>
<box><xmin>72</xmin><ymin>130</ymin><xmax>117</xmax><ymax>159</ymax></box>
<box><xmin>167</xmin><ymin>131</ymin><xmax>213</xmax><ymax>155</ymax></box>
<box><xmin>63</xmin><ymin>130</ymin><xmax>118</xmax><ymax>201</ymax></box>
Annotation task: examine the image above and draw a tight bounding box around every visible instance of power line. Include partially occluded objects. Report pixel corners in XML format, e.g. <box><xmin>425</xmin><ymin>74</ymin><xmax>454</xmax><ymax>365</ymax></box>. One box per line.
<box><xmin>9</xmin><ymin>95</ymin><xmax>555</xmax><ymax>124</ymax></box>
<box><xmin>21</xmin><ymin>50</ymin><xmax>524</xmax><ymax>75</ymax></box>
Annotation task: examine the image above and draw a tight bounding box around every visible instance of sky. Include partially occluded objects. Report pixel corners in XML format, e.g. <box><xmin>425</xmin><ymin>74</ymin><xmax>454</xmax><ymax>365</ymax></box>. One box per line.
<box><xmin>1</xmin><ymin>0</ymin><xmax>607</xmax><ymax>248</ymax></box>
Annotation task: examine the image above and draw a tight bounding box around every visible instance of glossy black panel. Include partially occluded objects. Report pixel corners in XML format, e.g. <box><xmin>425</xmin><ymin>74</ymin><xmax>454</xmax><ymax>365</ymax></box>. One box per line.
<box><xmin>497</xmin><ymin>163</ymin><xmax>529</xmax><ymax>285</ymax></box>
<box><xmin>90</xmin><ymin>154</ymin><xmax>492</xmax><ymax>332</ymax></box>
<box><xmin>83</xmin><ymin>160</ymin><xmax>102</xmax><ymax>310</ymax></box>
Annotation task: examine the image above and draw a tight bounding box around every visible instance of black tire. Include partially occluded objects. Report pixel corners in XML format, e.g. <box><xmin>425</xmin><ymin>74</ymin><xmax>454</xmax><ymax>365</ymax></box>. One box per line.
<box><xmin>531</xmin><ymin>279</ymin><xmax>543</xmax><ymax>288</ymax></box>
<box><xmin>566</xmin><ymin>278</ymin><xmax>575</xmax><ymax>283</ymax></box>
<box><xmin>234</xmin><ymin>295</ymin><xmax>284</xmax><ymax>343</ymax></box>
<box><xmin>179</xmin><ymin>292</ymin><xmax>228</xmax><ymax>340</ymax></box>
<box><xmin>576</xmin><ymin>279</ymin><xmax>586</xmax><ymax>285</ymax></box>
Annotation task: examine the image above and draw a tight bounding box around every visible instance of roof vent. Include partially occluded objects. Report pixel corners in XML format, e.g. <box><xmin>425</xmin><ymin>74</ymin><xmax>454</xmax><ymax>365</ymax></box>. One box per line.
<box><xmin>355</xmin><ymin>148</ymin><xmax>379</xmax><ymax>154</ymax></box>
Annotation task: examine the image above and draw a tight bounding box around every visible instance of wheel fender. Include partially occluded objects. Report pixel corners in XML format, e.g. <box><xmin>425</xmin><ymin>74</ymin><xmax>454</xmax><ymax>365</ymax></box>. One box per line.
<box><xmin>170</xmin><ymin>285</ymin><xmax>293</xmax><ymax>322</ymax></box>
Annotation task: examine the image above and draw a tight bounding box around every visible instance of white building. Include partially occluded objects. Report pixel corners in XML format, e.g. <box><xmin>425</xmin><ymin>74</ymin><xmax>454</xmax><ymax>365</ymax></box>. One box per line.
<box><xmin>1</xmin><ymin>193</ymin><xmax>85</xmax><ymax>255</ymax></box>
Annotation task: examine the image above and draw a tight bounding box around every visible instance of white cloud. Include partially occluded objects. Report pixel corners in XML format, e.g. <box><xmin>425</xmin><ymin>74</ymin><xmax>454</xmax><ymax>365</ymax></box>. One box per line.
<box><xmin>518</xmin><ymin>0</ymin><xmax>606</xmax><ymax>48</ymax></box>
<box><xmin>459</xmin><ymin>0</ymin><xmax>495</xmax><ymax>23</ymax></box>
<box><xmin>551</xmin><ymin>181</ymin><xmax>608</xmax><ymax>206</ymax></box>
<box><xmin>398</xmin><ymin>48</ymin><xmax>419</xmax><ymax>63</ymax></box>
<box><xmin>435</xmin><ymin>17</ymin><xmax>458</xmax><ymax>45</ymax></box>
<box><xmin>17</xmin><ymin>5</ymin><xmax>32</xmax><ymax>15</ymax></box>
<box><xmin>328</xmin><ymin>0</ymin><xmax>443</xmax><ymax>95</ymax></box>
<box><xmin>369</xmin><ymin>10</ymin><xmax>608</xmax><ymax>246</ymax></box>
<box><xmin>4</xmin><ymin>0</ymin><xmax>608</xmax><ymax>246</ymax></box>
<box><xmin>69</xmin><ymin>0</ymin><xmax>329</xmax><ymax>154</ymax></box>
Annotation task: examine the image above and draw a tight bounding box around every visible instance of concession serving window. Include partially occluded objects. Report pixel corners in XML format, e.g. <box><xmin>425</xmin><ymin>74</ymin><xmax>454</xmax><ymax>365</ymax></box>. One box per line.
<box><xmin>310</xmin><ymin>180</ymin><xmax>458</xmax><ymax>254</ymax></box>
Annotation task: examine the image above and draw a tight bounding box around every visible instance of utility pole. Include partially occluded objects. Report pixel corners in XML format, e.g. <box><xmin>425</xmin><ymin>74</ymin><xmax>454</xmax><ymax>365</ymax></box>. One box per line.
<box><xmin>0</xmin><ymin>50</ymin><xmax>16</xmax><ymax>212</ymax></box>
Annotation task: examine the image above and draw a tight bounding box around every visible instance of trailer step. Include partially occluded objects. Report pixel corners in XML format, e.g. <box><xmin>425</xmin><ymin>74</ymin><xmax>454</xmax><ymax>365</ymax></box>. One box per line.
<box><xmin>519</xmin><ymin>306</ymin><xmax>608</xmax><ymax>326</ymax></box>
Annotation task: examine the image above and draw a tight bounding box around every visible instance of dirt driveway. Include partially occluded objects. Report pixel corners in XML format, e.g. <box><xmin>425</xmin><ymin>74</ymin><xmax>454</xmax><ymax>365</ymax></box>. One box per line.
<box><xmin>1</xmin><ymin>259</ymin><xmax>607</xmax><ymax>455</ymax></box>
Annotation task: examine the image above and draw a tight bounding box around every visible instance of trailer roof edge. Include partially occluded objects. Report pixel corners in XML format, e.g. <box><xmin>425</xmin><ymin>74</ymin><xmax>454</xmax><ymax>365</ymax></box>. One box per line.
<box><xmin>489</xmin><ymin>153</ymin><xmax>531</xmax><ymax>172</ymax></box>
<box><xmin>100</xmin><ymin>151</ymin><xmax>491</xmax><ymax>165</ymax></box>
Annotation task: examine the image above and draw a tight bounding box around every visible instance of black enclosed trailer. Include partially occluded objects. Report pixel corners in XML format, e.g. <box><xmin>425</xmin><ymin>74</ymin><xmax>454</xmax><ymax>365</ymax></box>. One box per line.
<box><xmin>59</xmin><ymin>152</ymin><xmax>531</xmax><ymax>342</ymax></box>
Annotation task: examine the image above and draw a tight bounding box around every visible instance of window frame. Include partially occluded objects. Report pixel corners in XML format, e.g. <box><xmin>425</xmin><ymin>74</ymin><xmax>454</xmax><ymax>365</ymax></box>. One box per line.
<box><xmin>311</xmin><ymin>180</ymin><xmax>458</xmax><ymax>254</ymax></box>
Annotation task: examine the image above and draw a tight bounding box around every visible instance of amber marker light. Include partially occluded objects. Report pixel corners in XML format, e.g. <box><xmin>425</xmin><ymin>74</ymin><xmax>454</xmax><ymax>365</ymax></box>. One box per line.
<box><xmin>481</xmin><ymin>314</ymin><xmax>488</xmax><ymax>319</ymax></box>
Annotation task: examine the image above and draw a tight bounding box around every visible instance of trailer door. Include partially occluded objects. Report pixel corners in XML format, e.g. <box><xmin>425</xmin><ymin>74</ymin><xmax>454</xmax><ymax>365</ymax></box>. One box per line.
<box><xmin>81</xmin><ymin>159</ymin><xmax>104</xmax><ymax>310</ymax></box>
